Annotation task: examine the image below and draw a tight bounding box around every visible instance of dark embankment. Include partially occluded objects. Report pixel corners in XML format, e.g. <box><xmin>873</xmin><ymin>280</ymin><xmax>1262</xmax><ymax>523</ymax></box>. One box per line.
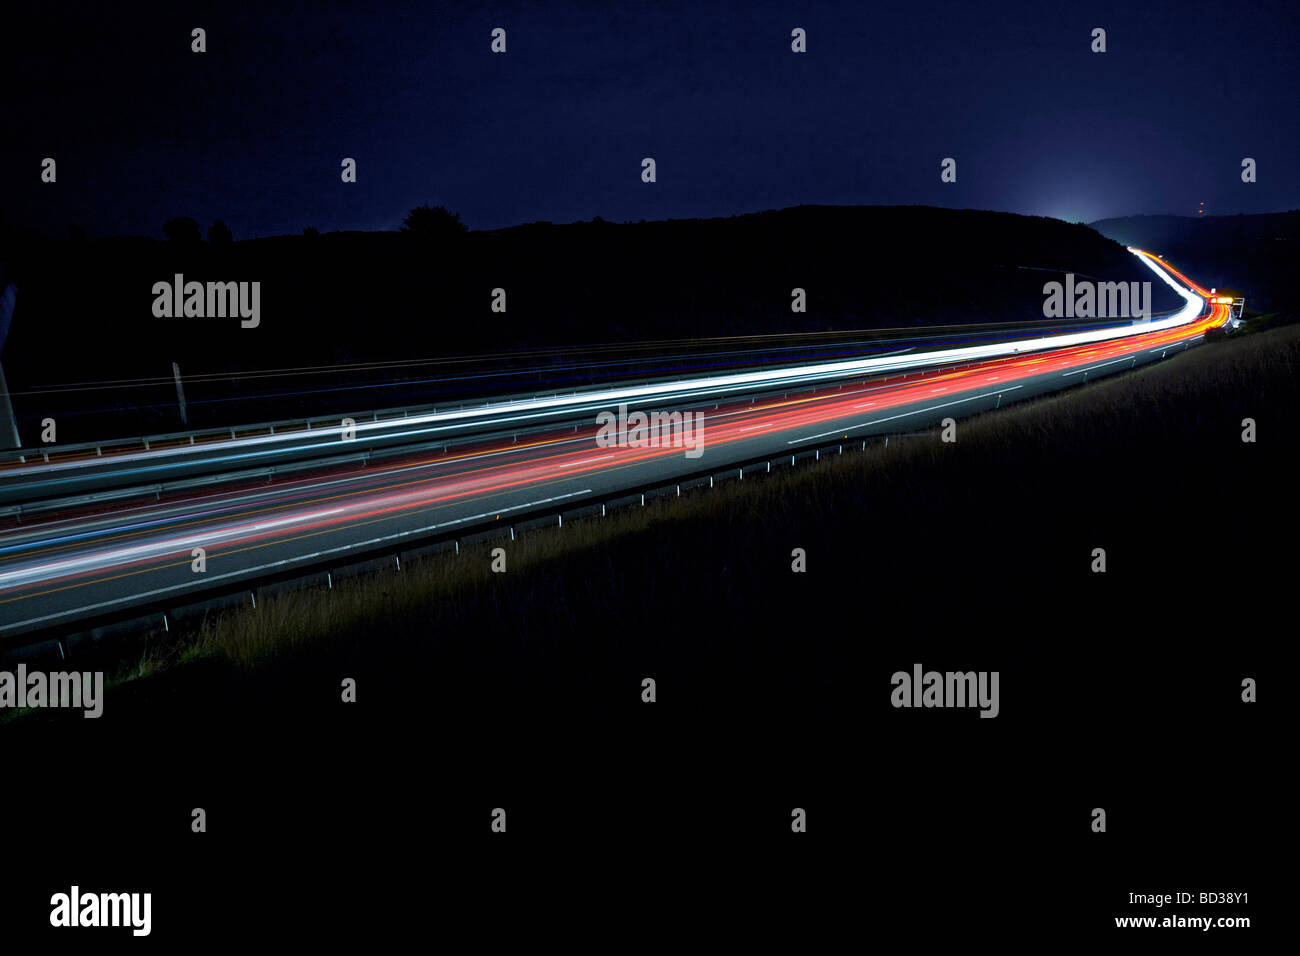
<box><xmin>5</xmin><ymin>318</ymin><xmax>1287</xmax><ymax>935</ymax></box>
<box><xmin>0</xmin><ymin>206</ymin><xmax>1177</xmax><ymax>442</ymax></box>
<box><xmin>1091</xmin><ymin>210</ymin><xmax>1300</xmax><ymax>315</ymax></box>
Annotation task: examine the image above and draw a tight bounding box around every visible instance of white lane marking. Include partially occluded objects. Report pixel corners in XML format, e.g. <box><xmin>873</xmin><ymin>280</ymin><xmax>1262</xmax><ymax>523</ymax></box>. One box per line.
<box><xmin>0</xmin><ymin>375</ymin><xmax>929</xmax><ymax>553</ymax></box>
<box><xmin>8</xmin><ymin>249</ymin><xmax>1204</xmax><ymax>478</ymax></box>
<box><xmin>1062</xmin><ymin>356</ymin><xmax>1139</xmax><ymax>377</ymax></box>
<box><xmin>788</xmin><ymin>387</ymin><xmax>1023</xmax><ymax>444</ymax></box>
<box><xmin>0</xmin><ymin>432</ymin><xmax>603</xmax><ymax>550</ymax></box>
<box><xmin>0</xmin><ymin>489</ymin><xmax>594</xmax><ymax>631</ymax></box>
<box><xmin>252</xmin><ymin>508</ymin><xmax>344</xmax><ymax>532</ymax></box>
<box><xmin>0</xmin><ymin>505</ymin><xmax>348</xmax><ymax>589</ymax></box>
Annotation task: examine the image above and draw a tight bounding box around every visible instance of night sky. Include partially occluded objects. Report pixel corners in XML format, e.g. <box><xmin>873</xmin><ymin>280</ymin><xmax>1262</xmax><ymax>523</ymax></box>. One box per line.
<box><xmin>6</xmin><ymin>0</ymin><xmax>1297</xmax><ymax>239</ymax></box>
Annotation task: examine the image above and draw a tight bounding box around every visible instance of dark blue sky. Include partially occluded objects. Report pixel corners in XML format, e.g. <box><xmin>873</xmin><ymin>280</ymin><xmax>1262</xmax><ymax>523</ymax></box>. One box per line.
<box><xmin>6</xmin><ymin>0</ymin><xmax>1297</xmax><ymax>238</ymax></box>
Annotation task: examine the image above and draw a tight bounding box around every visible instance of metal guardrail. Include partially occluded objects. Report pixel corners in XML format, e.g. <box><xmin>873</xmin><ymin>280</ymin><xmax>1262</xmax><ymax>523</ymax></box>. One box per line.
<box><xmin>3</xmin><ymin>399</ymin><xmax>518</xmax><ymax>466</ymax></box>
<box><xmin>1</xmin><ymin>431</ymin><xmax>912</xmax><ymax>659</ymax></box>
<box><xmin>4</xmin><ymin>326</ymin><xmax>1203</xmax><ymax>519</ymax></box>
<box><xmin>2</xmin><ymin>305</ymin><xmax>1195</xmax><ymax>468</ymax></box>
<box><xmin>0</xmin><ymin>357</ymin><xmax>1025</xmax><ymax>517</ymax></box>
<box><xmin>0</xmin><ymin>331</ymin><xmax>1207</xmax><ymax>657</ymax></box>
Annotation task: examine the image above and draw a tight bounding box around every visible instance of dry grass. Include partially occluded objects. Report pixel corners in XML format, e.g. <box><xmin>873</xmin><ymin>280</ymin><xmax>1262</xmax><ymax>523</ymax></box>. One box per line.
<box><xmin>12</xmin><ymin>320</ymin><xmax>1298</xmax><ymax>722</ymax></box>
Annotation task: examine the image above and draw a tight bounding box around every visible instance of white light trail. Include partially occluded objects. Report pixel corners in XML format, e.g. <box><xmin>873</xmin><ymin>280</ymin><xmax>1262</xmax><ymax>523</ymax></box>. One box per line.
<box><xmin>7</xmin><ymin>250</ymin><xmax>1206</xmax><ymax>481</ymax></box>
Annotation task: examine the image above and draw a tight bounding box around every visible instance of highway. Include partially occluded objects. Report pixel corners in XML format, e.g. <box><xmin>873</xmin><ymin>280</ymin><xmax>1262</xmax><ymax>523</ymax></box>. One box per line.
<box><xmin>0</xmin><ymin>250</ymin><xmax>1227</xmax><ymax>642</ymax></box>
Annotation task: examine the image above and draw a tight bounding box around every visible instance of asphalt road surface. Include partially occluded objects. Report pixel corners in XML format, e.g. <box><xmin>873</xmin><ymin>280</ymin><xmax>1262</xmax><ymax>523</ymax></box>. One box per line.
<box><xmin>0</xmin><ymin>250</ymin><xmax>1226</xmax><ymax>640</ymax></box>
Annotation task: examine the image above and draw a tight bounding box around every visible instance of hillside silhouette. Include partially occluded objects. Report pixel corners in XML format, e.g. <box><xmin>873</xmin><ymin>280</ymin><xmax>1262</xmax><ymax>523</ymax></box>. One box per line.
<box><xmin>1091</xmin><ymin>211</ymin><xmax>1299</xmax><ymax>311</ymax></box>
<box><xmin>0</xmin><ymin>205</ymin><xmax>1178</xmax><ymax>444</ymax></box>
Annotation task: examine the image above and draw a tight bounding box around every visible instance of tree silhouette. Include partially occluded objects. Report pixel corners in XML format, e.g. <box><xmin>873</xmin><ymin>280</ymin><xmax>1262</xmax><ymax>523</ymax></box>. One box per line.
<box><xmin>400</xmin><ymin>204</ymin><xmax>467</xmax><ymax>242</ymax></box>
<box><xmin>163</xmin><ymin>217</ymin><xmax>202</xmax><ymax>243</ymax></box>
<box><xmin>208</xmin><ymin>220</ymin><xmax>233</xmax><ymax>244</ymax></box>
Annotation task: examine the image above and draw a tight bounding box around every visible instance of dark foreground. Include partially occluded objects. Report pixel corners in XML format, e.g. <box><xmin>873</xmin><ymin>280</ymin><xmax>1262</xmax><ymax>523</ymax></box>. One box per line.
<box><xmin>4</xmin><ymin>323</ymin><xmax>1291</xmax><ymax>944</ymax></box>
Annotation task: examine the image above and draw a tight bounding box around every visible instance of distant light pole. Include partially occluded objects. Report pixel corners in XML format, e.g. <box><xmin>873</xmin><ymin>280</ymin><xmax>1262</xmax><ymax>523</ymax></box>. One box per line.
<box><xmin>0</xmin><ymin>278</ymin><xmax>22</xmax><ymax>450</ymax></box>
<box><xmin>173</xmin><ymin>362</ymin><xmax>188</xmax><ymax>427</ymax></box>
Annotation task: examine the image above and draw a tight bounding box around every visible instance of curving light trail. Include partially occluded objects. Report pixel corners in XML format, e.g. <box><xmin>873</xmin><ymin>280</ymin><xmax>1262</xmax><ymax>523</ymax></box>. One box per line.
<box><xmin>3</xmin><ymin>249</ymin><xmax>1206</xmax><ymax>486</ymax></box>
<box><xmin>0</xmin><ymin>250</ymin><xmax>1227</xmax><ymax>633</ymax></box>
